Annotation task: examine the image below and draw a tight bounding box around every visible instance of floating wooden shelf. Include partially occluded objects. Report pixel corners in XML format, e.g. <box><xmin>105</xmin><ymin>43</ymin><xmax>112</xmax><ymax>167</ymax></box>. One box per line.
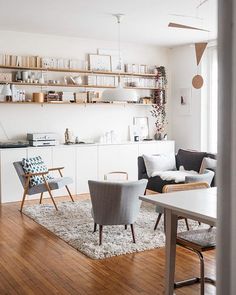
<box><xmin>0</xmin><ymin>81</ymin><xmax>160</xmax><ymax>91</ymax></box>
<box><xmin>0</xmin><ymin>101</ymin><xmax>154</xmax><ymax>106</ymax></box>
<box><xmin>0</xmin><ymin>65</ymin><xmax>156</xmax><ymax>78</ymax></box>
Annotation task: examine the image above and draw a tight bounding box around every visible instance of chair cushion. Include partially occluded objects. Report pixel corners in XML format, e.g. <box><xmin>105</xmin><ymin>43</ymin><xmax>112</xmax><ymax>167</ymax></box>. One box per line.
<box><xmin>22</xmin><ymin>156</ymin><xmax>53</xmax><ymax>187</ymax></box>
<box><xmin>176</xmin><ymin>149</ymin><xmax>207</xmax><ymax>172</ymax></box>
<box><xmin>28</xmin><ymin>177</ymin><xmax>73</xmax><ymax>195</ymax></box>
<box><xmin>177</xmin><ymin>228</ymin><xmax>216</xmax><ymax>250</ymax></box>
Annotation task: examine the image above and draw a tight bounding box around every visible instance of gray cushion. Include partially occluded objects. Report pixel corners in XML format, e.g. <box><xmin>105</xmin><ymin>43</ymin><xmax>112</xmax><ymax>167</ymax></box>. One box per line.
<box><xmin>185</xmin><ymin>169</ymin><xmax>215</xmax><ymax>186</ymax></box>
<box><xmin>177</xmin><ymin>228</ymin><xmax>216</xmax><ymax>248</ymax></box>
<box><xmin>28</xmin><ymin>177</ymin><xmax>73</xmax><ymax>195</ymax></box>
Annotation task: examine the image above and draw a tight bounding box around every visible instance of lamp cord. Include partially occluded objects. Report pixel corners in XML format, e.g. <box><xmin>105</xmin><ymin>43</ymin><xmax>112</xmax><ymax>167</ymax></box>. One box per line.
<box><xmin>0</xmin><ymin>121</ymin><xmax>9</xmax><ymax>140</ymax></box>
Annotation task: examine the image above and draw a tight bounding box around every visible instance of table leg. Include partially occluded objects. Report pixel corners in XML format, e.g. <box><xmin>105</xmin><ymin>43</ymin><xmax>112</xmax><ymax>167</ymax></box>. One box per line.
<box><xmin>165</xmin><ymin>209</ymin><xmax>178</xmax><ymax>295</ymax></box>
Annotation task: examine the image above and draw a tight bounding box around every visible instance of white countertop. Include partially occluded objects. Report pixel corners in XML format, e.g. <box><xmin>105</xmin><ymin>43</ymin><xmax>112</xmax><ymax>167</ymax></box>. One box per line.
<box><xmin>0</xmin><ymin>140</ymin><xmax>174</xmax><ymax>151</ymax></box>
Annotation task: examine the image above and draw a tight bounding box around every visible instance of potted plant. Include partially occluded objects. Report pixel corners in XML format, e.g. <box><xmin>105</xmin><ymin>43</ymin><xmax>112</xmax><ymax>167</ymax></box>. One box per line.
<box><xmin>151</xmin><ymin>66</ymin><xmax>167</xmax><ymax>140</ymax></box>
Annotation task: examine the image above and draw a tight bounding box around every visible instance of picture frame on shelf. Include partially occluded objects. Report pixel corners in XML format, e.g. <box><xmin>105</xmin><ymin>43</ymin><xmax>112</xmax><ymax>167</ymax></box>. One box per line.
<box><xmin>89</xmin><ymin>54</ymin><xmax>111</xmax><ymax>71</ymax></box>
<box><xmin>98</xmin><ymin>49</ymin><xmax>124</xmax><ymax>72</ymax></box>
<box><xmin>133</xmin><ymin>117</ymin><xmax>149</xmax><ymax>140</ymax></box>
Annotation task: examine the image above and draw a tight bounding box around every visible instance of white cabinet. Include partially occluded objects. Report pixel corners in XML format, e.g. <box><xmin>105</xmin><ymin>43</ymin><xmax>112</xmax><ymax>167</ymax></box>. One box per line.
<box><xmin>27</xmin><ymin>147</ymin><xmax>53</xmax><ymax>167</ymax></box>
<box><xmin>138</xmin><ymin>141</ymin><xmax>175</xmax><ymax>156</ymax></box>
<box><xmin>52</xmin><ymin>146</ymin><xmax>77</xmax><ymax>195</ymax></box>
<box><xmin>98</xmin><ymin>144</ymin><xmax>139</xmax><ymax>180</ymax></box>
<box><xmin>76</xmin><ymin>145</ymin><xmax>98</xmax><ymax>194</ymax></box>
<box><xmin>0</xmin><ymin>148</ymin><xmax>27</xmax><ymax>203</ymax></box>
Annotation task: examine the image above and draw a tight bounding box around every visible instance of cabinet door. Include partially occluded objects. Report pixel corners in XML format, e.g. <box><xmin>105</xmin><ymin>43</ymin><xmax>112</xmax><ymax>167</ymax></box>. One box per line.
<box><xmin>0</xmin><ymin>149</ymin><xmax>27</xmax><ymax>203</ymax></box>
<box><xmin>98</xmin><ymin>144</ymin><xmax>139</xmax><ymax>181</ymax></box>
<box><xmin>76</xmin><ymin>146</ymin><xmax>98</xmax><ymax>194</ymax></box>
<box><xmin>52</xmin><ymin>147</ymin><xmax>76</xmax><ymax>196</ymax></box>
<box><xmin>138</xmin><ymin>141</ymin><xmax>175</xmax><ymax>156</ymax></box>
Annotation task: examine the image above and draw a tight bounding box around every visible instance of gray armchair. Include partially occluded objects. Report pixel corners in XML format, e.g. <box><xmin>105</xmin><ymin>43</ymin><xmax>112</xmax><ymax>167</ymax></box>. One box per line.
<box><xmin>88</xmin><ymin>179</ymin><xmax>148</xmax><ymax>245</ymax></box>
<box><xmin>13</xmin><ymin>161</ymin><xmax>74</xmax><ymax>212</ymax></box>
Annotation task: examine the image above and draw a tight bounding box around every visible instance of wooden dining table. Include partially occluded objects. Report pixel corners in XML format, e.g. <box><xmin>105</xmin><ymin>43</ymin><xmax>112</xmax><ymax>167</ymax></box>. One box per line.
<box><xmin>140</xmin><ymin>187</ymin><xmax>217</xmax><ymax>295</ymax></box>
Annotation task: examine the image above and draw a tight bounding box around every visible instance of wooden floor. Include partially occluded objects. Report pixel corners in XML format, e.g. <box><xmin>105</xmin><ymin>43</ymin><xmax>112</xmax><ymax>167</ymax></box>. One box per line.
<box><xmin>0</xmin><ymin>194</ymin><xmax>216</xmax><ymax>295</ymax></box>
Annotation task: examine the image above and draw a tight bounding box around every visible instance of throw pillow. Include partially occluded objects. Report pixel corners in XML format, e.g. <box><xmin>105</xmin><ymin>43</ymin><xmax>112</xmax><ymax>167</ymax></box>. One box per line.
<box><xmin>176</xmin><ymin>149</ymin><xmax>207</xmax><ymax>172</ymax></box>
<box><xmin>199</xmin><ymin>157</ymin><xmax>217</xmax><ymax>174</ymax></box>
<box><xmin>22</xmin><ymin>156</ymin><xmax>53</xmax><ymax>187</ymax></box>
<box><xmin>142</xmin><ymin>154</ymin><xmax>176</xmax><ymax>178</ymax></box>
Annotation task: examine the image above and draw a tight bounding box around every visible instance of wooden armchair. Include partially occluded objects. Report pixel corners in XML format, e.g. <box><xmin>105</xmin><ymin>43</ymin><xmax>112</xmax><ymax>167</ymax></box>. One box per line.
<box><xmin>13</xmin><ymin>162</ymin><xmax>74</xmax><ymax>212</ymax></box>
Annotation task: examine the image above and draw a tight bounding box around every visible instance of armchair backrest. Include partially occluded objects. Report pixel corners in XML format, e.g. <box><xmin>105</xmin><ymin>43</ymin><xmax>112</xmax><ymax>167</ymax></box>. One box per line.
<box><xmin>13</xmin><ymin>161</ymin><xmax>26</xmax><ymax>187</ymax></box>
<box><xmin>88</xmin><ymin>179</ymin><xmax>148</xmax><ymax>226</ymax></box>
<box><xmin>163</xmin><ymin>181</ymin><xmax>209</xmax><ymax>193</ymax></box>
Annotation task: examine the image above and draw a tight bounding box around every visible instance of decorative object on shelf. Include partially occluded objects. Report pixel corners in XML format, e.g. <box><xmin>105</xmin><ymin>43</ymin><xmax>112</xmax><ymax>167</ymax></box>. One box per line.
<box><xmin>64</xmin><ymin>128</ymin><xmax>74</xmax><ymax>145</ymax></box>
<box><xmin>0</xmin><ymin>73</ymin><xmax>12</xmax><ymax>83</ymax></box>
<box><xmin>133</xmin><ymin>117</ymin><xmax>149</xmax><ymax>140</ymax></box>
<box><xmin>1</xmin><ymin>84</ymin><xmax>12</xmax><ymax>101</ymax></box>
<box><xmin>32</xmin><ymin>92</ymin><xmax>44</xmax><ymax>103</ymax></box>
<box><xmin>98</xmin><ymin>48</ymin><xmax>124</xmax><ymax>72</ymax></box>
<box><xmin>22</xmin><ymin>71</ymin><xmax>29</xmax><ymax>82</ymax></box>
<box><xmin>70</xmin><ymin>75</ymin><xmax>82</xmax><ymax>85</ymax></box>
<box><xmin>39</xmin><ymin>72</ymin><xmax>45</xmax><ymax>84</ymax></box>
<box><xmin>101</xmin><ymin>14</ymin><xmax>138</xmax><ymax>102</ymax></box>
<box><xmin>151</xmin><ymin>66</ymin><xmax>167</xmax><ymax>139</ymax></box>
<box><xmin>89</xmin><ymin>54</ymin><xmax>111</xmax><ymax>71</ymax></box>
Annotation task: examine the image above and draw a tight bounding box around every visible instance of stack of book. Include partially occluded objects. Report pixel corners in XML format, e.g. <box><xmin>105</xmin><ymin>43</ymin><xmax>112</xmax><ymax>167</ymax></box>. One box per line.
<box><xmin>0</xmin><ymin>54</ymin><xmax>41</xmax><ymax>68</ymax></box>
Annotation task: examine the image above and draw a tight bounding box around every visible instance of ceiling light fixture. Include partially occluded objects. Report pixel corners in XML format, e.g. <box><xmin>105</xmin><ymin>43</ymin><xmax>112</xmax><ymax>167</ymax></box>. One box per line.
<box><xmin>101</xmin><ymin>14</ymin><xmax>138</xmax><ymax>103</ymax></box>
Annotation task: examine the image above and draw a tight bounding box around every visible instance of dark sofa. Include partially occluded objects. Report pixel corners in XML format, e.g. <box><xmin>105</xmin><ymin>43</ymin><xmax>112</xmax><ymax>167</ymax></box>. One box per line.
<box><xmin>138</xmin><ymin>149</ymin><xmax>216</xmax><ymax>193</ymax></box>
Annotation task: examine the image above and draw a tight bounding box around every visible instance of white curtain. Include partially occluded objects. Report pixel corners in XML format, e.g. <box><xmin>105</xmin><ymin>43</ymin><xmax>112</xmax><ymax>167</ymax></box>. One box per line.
<box><xmin>217</xmin><ymin>0</ymin><xmax>236</xmax><ymax>294</ymax></box>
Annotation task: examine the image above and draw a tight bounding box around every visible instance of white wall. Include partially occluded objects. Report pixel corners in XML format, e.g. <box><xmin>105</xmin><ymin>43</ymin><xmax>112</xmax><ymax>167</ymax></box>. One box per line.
<box><xmin>169</xmin><ymin>45</ymin><xmax>205</xmax><ymax>151</ymax></box>
<box><xmin>0</xmin><ymin>30</ymin><xmax>169</xmax><ymax>143</ymax></box>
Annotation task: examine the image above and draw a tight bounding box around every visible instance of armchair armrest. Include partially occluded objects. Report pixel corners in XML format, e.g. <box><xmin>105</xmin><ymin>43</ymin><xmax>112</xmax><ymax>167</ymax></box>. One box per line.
<box><xmin>25</xmin><ymin>171</ymin><xmax>49</xmax><ymax>177</ymax></box>
<box><xmin>48</xmin><ymin>167</ymin><xmax>64</xmax><ymax>172</ymax></box>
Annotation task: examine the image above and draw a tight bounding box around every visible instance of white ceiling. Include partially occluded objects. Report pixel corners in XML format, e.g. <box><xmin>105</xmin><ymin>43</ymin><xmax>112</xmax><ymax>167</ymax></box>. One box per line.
<box><xmin>0</xmin><ymin>0</ymin><xmax>217</xmax><ymax>47</ymax></box>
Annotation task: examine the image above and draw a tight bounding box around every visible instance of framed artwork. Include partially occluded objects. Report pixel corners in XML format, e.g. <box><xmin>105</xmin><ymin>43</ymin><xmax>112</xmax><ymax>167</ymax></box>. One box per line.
<box><xmin>98</xmin><ymin>49</ymin><xmax>124</xmax><ymax>72</ymax></box>
<box><xmin>89</xmin><ymin>54</ymin><xmax>111</xmax><ymax>71</ymax></box>
<box><xmin>177</xmin><ymin>88</ymin><xmax>192</xmax><ymax>116</ymax></box>
<box><xmin>133</xmin><ymin>117</ymin><xmax>149</xmax><ymax>140</ymax></box>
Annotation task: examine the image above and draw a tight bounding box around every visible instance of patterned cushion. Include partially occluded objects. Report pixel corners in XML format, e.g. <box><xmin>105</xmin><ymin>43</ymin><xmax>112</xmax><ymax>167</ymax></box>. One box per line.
<box><xmin>22</xmin><ymin>156</ymin><xmax>53</xmax><ymax>187</ymax></box>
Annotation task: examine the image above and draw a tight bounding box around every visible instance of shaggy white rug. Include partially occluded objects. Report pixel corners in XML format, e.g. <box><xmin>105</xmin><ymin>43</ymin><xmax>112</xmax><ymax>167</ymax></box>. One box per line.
<box><xmin>23</xmin><ymin>200</ymin><xmax>201</xmax><ymax>259</ymax></box>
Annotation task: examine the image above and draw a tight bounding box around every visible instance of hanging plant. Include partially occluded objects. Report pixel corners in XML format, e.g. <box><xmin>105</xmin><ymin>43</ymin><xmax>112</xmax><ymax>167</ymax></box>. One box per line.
<box><xmin>151</xmin><ymin>66</ymin><xmax>167</xmax><ymax>139</ymax></box>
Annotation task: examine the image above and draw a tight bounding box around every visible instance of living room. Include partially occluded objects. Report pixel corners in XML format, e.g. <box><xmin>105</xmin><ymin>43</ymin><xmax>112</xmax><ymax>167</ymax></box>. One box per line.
<box><xmin>0</xmin><ymin>0</ymin><xmax>235</xmax><ymax>294</ymax></box>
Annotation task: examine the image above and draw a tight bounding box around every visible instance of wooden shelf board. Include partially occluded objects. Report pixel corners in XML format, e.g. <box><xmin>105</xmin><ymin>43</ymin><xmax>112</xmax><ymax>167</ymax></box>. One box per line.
<box><xmin>0</xmin><ymin>81</ymin><xmax>159</xmax><ymax>90</ymax></box>
<box><xmin>0</xmin><ymin>65</ymin><xmax>156</xmax><ymax>78</ymax></box>
<box><xmin>0</xmin><ymin>101</ymin><xmax>153</xmax><ymax>106</ymax></box>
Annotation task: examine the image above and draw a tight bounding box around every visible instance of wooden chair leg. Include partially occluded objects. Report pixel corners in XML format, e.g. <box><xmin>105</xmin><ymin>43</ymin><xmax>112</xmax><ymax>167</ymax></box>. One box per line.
<box><xmin>125</xmin><ymin>225</ymin><xmax>127</xmax><ymax>230</ymax></box>
<box><xmin>20</xmin><ymin>177</ymin><xmax>30</xmax><ymax>213</ymax></box>
<box><xmin>58</xmin><ymin>169</ymin><xmax>74</xmax><ymax>202</ymax></box>
<box><xmin>20</xmin><ymin>191</ymin><xmax>27</xmax><ymax>213</ymax></box>
<box><xmin>130</xmin><ymin>224</ymin><xmax>136</xmax><ymax>243</ymax></box>
<box><xmin>99</xmin><ymin>225</ymin><xmax>103</xmax><ymax>245</ymax></box>
<box><xmin>42</xmin><ymin>176</ymin><xmax>58</xmax><ymax>211</ymax></box>
<box><xmin>39</xmin><ymin>193</ymin><xmax>43</xmax><ymax>204</ymax></box>
<box><xmin>154</xmin><ymin>213</ymin><xmax>162</xmax><ymax>230</ymax></box>
<box><xmin>65</xmin><ymin>185</ymin><xmax>74</xmax><ymax>202</ymax></box>
<box><xmin>184</xmin><ymin>218</ymin><xmax>190</xmax><ymax>231</ymax></box>
<box><xmin>93</xmin><ymin>223</ymin><xmax>97</xmax><ymax>233</ymax></box>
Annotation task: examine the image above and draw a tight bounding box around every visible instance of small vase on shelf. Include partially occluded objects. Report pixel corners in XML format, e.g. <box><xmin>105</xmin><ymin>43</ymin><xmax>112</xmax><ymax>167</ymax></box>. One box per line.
<box><xmin>154</xmin><ymin>133</ymin><xmax>162</xmax><ymax>140</ymax></box>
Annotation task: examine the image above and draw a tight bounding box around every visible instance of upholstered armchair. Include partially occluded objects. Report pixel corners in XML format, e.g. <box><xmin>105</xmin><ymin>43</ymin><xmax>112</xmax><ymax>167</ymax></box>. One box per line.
<box><xmin>88</xmin><ymin>179</ymin><xmax>148</xmax><ymax>245</ymax></box>
<box><xmin>14</xmin><ymin>161</ymin><xmax>74</xmax><ymax>212</ymax></box>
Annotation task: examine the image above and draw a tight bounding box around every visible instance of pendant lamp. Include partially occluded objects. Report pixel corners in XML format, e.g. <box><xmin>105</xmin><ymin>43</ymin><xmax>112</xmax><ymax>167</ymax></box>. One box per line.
<box><xmin>101</xmin><ymin>14</ymin><xmax>138</xmax><ymax>102</ymax></box>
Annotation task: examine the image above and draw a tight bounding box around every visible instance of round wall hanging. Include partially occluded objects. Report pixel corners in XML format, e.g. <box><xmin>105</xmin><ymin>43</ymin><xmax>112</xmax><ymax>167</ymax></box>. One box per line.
<box><xmin>192</xmin><ymin>75</ymin><xmax>204</xmax><ymax>89</ymax></box>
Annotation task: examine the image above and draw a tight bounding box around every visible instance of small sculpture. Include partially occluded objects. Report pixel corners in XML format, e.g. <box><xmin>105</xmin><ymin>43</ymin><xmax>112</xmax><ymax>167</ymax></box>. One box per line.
<box><xmin>64</xmin><ymin>128</ymin><xmax>73</xmax><ymax>144</ymax></box>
